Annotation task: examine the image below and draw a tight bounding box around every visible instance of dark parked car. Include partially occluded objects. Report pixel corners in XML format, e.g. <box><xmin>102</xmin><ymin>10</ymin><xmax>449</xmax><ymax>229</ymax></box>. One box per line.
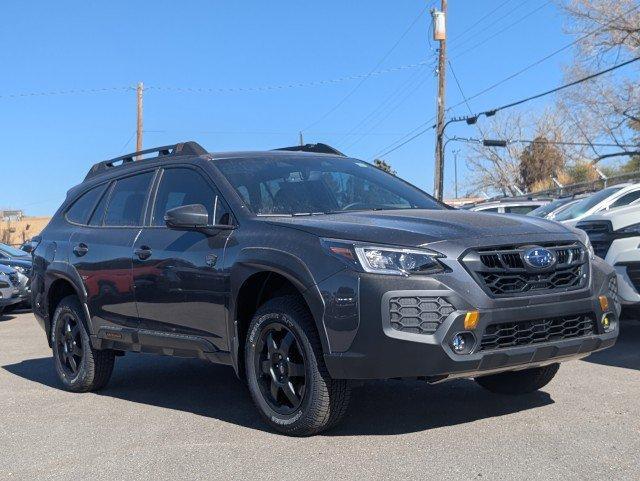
<box><xmin>0</xmin><ymin>242</ymin><xmax>32</xmax><ymax>307</ymax></box>
<box><xmin>0</xmin><ymin>264</ymin><xmax>22</xmax><ymax>315</ymax></box>
<box><xmin>32</xmin><ymin>141</ymin><xmax>619</xmax><ymax>436</ymax></box>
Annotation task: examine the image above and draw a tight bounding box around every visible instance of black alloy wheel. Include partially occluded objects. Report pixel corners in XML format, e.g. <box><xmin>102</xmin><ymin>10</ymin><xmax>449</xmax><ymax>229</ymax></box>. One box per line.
<box><xmin>55</xmin><ymin>312</ymin><xmax>83</xmax><ymax>377</ymax></box>
<box><xmin>254</xmin><ymin>323</ymin><xmax>307</xmax><ymax>415</ymax></box>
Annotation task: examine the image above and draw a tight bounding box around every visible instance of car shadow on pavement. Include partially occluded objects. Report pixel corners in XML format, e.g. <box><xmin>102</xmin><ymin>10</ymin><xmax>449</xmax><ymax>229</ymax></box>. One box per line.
<box><xmin>583</xmin><ymin>319</ymin><xmax>640</xmax><ymax>371</ymax></box>
<box><xmin>3</xmin><ymin>353</ymin><xmax>553</xmax><ymax>436</ymax></box>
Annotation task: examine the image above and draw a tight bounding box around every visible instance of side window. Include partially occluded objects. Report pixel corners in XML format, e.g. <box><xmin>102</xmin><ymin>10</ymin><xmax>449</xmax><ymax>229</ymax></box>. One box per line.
<box><xmin>505</xmin><ymin>205</ymin><xmax>536</xmax><ymax>214</ymax></box>
<box><xmin>477</xmin><ymin>207</ymin><xmax>499</xmax><ymax>213</ymax></box>
<box><xmin>610</xmin><ymin>190</ymin><xmax>640</xmax><ymax>208</ymax></box>
<box><xmin>151</xmin><ymin>168</ymin><xmax>230</xmax><ymax>226</ymax></box>
<box><xmin>104</xmin><ymin>172</ymin><xmax>154</xmax><ymax>227</ymax></box>
<box><xmin>88</xmin><ymin>183</ymin><xmax>112</xmax><ymax>226</ymax></box>
<box><xmin>66</xmin><ymin>184</ymin><xmax>108</xmax><ymax>225</ymax></box>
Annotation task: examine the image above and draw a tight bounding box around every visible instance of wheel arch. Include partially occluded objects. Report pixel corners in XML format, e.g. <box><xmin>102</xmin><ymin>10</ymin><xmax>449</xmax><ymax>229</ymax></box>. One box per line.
<box><xmin>229</xmin><ymin>251</ymin><xmax>328</xmax><ymax>379</ymax></box>
<box><xmin>43</xmin><ymin>263</ymin><xmax>91</xmax><ymax>347</ymax></box>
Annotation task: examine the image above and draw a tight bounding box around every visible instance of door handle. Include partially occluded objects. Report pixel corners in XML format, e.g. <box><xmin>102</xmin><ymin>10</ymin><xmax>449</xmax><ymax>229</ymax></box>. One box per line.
<box><xmin>135</xmin><ymin>246</ymin><xmax>152</xmax><ymax>260</ymax></box>
<box><xmin>73</xmin><ymin>243</ymin><xmax>89</xmax><ymax>257</ymax></box>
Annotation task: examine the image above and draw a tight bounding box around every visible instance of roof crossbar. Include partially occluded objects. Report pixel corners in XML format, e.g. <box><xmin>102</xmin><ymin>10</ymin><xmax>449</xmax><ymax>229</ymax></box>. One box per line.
<box><xmin>85</xmin><ymin>141</ymin><xmax>207</xmax><ymax>180</ymax></box>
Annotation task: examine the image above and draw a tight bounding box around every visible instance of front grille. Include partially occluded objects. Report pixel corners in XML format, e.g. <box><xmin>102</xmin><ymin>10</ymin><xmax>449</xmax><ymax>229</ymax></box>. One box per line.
<box><xmin>388</xmin><ymin>295</ymin><xmax>454</xmax><ymax>335</ymax></box>
<box><xmin>577</xmin><ymin>221</ymin><xmax>614</xmax><ymax>259</ymax></box>
<box><xmin>8</xmin><ymin>272</ymin><xmax>19</xmax><ymax>286</ymax></box>
<box><xmin>608</xmin><ymin>276</ymin><xmax>619</xmax><ymax>303</ymax></box>
<box><xmin>462</xmin><ymin>242</ymin><xmax>588</xmax><ymax>297</ymax></box>
<box><xmin>480</xmin><ymin>314</ymin><xmax>597</xmax><ymax>351</ymax></box>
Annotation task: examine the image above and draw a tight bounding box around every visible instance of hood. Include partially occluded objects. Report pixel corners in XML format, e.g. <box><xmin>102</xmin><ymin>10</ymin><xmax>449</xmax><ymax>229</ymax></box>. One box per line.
<box><xmin>0</xmin><ymin>264</ymin><xmax>16</xmax><ymax>275</ymax></box>
<box><xmin>579</xmin><ymin>204</ymin><xmax>640</xmax><ymax>231</ymax></box>
<box><xmin>0</xmin><ymin>258</ymin><xmax>32</xmax><ymax>269</ymax></box>
<box><xmin>262</xmin><ymin>209</ymin><xmax>574</xmax><ymax>247</ymax></box>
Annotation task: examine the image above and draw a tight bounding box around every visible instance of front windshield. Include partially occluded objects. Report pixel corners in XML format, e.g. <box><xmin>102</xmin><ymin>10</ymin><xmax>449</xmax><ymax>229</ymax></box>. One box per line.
<box><xmin>0</xmin><ymin>243</ymin><xmax>29</xmax><ymax>257</ymax></box>
<box><xmin>554</xmin><ymin>186</ymin><xmax>623</xmax><ymax>221</ymax></box>
<box><xmin>528</xmin><ymin>198</ymin><xmax>570</xmax><ymax>218</ymax></box>
<box><xmin>214</xmin><ymin>155</ymin><xmax>444</xmax><ymax>215</ymax></box>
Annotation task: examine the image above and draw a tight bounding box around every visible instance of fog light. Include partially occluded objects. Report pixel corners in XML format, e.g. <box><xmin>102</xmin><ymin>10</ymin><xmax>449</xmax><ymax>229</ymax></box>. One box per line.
<box><xmin>452</xmin><ymin>334</ymin><xmax>466</xmax><ymax>353</ymax></box>
<box><xmin>451</xmin><ymin>332</ymin><xmax>475</xmax><ymax>355</ymax></box>
<box><xmin>464</xmin><ymin>310</ymin><xmax>480</xmax><ymax>330</ymax></box>
<box><xmin>599</xmin><ymin>295</ymin><xmax>609</xmax><ymax>311</ymax></box>
<box><xmin>601</xmin><ymin>313</ymin><xmax>615</xmax><ymax>332</ymax></box>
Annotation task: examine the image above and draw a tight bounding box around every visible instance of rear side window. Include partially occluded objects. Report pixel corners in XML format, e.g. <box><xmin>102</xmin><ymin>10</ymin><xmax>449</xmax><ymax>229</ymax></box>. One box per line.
<box><xmin>104</xmin><ymin>172</ymin><xmax>154</xmax><ymax>226</ymax></box>
<box><xmin>88</xmin><ymin>183</ymin><xmax>112</xmax><ymax>226</ymax></box>
<box><xmin>66</xmin><ymin>184</ymin><xmax>107</xmax><ymax>224</ymax></box>
<box><xmin>151</xmin><ymin>168</ymin><xmax>229</xmax><ymax>226</ymax></box>
<box><xmin>610</xmin><ymin>190</ymin><xmax>640</xmax><ymax>208</ymax></box>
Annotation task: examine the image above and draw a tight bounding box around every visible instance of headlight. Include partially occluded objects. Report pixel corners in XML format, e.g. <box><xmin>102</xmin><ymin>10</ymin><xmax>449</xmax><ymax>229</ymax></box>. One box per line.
<box><xmin>572</xmin><ymin>227</ymin><xmax>595</xmax><ymax>260</ymax></box>
<box><xmin>618</xmin><ymin>222</ymin><xmax>640</xmax><ymax>236</ymax></box>
<box><xmin>321</xmin><ymin>239</ymin><xmax>446</xmax><ymax>276</ymax></box>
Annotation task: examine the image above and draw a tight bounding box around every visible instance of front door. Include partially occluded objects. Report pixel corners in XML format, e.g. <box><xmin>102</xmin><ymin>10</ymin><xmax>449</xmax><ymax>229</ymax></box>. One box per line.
<box><xmin>132</xmin><ymin>167</ymin><xmax>233</xmax><ymax>351</ymax></box>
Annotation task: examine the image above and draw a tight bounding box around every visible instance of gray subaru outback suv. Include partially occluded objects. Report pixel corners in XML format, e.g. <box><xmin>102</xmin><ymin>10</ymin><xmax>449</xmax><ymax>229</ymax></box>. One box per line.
<box><xmin>32</xmin><ymin>142</ymin><xmax>619</xmax><ymax>436</ymax></box>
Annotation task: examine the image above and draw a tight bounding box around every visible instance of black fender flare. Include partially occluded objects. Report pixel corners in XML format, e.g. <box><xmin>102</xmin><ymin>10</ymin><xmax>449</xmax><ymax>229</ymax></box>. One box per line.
<box><xmin>43</xmin><ymin>261</ymin><xmax>92</xmax><ymax>340</ymax></box>
<box><xmin>228</xmin><ymin>247</ymin><xmax>328</xmax><ymax>375</ymax></box>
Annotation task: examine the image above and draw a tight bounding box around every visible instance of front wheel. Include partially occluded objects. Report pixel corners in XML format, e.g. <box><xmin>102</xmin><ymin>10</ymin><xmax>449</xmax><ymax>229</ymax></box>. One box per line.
<box><xmin>475</xmin><ymin>363</ymin><xmax>560</xmax><ymax>395</ymax></box>
<box><xmin>245</xmin><ymin>296</ymin><xmax>350</xmax><ymax>436</ymax></box>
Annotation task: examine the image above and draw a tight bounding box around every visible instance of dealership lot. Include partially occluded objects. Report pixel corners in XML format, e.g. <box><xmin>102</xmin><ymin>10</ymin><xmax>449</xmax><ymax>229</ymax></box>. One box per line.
<box><xmin>1</xmin><ymin>311</ymin><xmax>639</xmax><ymax>481</ymax></box>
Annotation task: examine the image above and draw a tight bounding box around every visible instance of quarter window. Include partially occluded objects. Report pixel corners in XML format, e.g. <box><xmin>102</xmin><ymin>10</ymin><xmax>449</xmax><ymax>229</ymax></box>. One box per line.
<box><xmin>66</xmin><ymin>184</ymin><xmax>108</xmax><ymax>225</ymax></box>
<box><xmin>610</xmin><ymin>190</ymin><xmax>640</xmax><ymax>208</ymax></box>
<box><xmin>104</xmin><ymin>172</ymin><xmax>154</xmax><ymax>227</ymax></box>
<box><xmin>152</xmin><ymin>168</ymin><xmax>229</xmax><ymax>226</ymax></box>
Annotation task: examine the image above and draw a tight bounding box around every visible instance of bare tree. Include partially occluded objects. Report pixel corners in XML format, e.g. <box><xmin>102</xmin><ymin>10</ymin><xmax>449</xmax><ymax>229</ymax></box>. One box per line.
<box><xmin>557</xmin><ymin>0</ymin><xmax>640</xmax><ymax>157</ymax></box>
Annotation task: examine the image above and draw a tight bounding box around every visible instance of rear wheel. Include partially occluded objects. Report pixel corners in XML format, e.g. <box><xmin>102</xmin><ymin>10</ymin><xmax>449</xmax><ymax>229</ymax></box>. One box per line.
<box><xmin>245</xmin><ymin>296</ymin><xmax>350</xmax><ymax>436</ymax></box>
<box><xmin>51</xmin><ymin>295</ymin><xmax>115</xmax><ymax>392</ymax></box>
<box><xmin>475</xmin><ymin>363</ymin><xmax>560</xmax><ymax>395</ymax></box>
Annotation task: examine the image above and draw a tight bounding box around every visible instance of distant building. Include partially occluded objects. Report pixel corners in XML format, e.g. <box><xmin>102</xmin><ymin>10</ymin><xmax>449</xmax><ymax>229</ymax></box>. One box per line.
<box><xmin>0</xmin><ymin>210</ymin><xmax>24</xmax><ymax>222</ymax></box>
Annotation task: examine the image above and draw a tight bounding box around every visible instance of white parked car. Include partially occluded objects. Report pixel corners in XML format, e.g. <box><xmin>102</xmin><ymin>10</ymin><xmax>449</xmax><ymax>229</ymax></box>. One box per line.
<box><xmin>467</xmin><ymin>199</ymin><xmax>550</xmax><ymax>214</ymax></box>
<box><xmin>555</xmin><ymin>183</ymin><xmax>640</xmax><ymax>227</ymax></box>
<box><xmin>577</xmin><ymin>204</ymin><xmax>640</xmax><ymax>305</ymax></box>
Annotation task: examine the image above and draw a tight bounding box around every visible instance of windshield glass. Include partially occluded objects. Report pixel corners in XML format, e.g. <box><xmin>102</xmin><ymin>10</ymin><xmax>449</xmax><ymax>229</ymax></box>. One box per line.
<box><xmin>214</xmin><ymin>155</ymin><xmax>444</xmax><ymax>215</ymax></box>
<box><xmin>0</xmin><ymin>243</ymin><xmax>30</xmax><ymax>257</ymax></box>
<box><xmin>554</xmin><ymin>187</ymin><xmax>623</xmax><ymax>221</ymax></box>
<box><xmin>527</xmin><ymin>198</ymin><xmax>571</xmax><ymax>218</ymax></box>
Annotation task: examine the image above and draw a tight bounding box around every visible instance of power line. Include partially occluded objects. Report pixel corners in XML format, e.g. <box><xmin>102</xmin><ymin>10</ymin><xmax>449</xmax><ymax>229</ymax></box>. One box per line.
<box><xmin>448</xmin><ymin>135</ymin><xmax>639</xmax><ymax>149</ymax></box>
<box><xmin>449</xmin><ymin>1</ymin><xmax>552</xmax><ymax>60</ymax></box>
<box><xmin>372</xmin><ymin>55</ymin><xmax>640</xmax><ymax>159</ymax></box>
<box><xmin>301</xmin><ymin>3</ymin><xmax>434</xmax><ymax>132</ymax></box>
<box><xmin>489</xmin><ymin>55</ymin><xmax>640</xmax><ymax>114</ymax></box>
<box><xmin>0</xmin><ymin>61</ymin><xmax>430</xmax><ymax>101</ymax></box>
<box><xmin>447</xmin><ymin>0</ymin><xmax>515</xmax><ymax>45</ymax></box>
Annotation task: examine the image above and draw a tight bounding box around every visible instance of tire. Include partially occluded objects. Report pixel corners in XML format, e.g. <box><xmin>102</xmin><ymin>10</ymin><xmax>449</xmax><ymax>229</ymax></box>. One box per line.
<box><xmin>245</xmin><ymin>295</ymin><xmax>351</xmax><ymax>436</ymax></box>
<box><xmin>475</xmin><ymin>363</ymin><xmax>560</xmax><ymax>395</ymax></box>
<box><xmin>51</xmin><ymin>295</ymin><xmax>115</xmax><ymax>392</ymax></box>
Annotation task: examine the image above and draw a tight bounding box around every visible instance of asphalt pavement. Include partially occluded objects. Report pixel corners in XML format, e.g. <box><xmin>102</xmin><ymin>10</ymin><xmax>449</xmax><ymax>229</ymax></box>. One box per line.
<box><xmin>1</xmin><ymin>310</ymin><xmax>639</xmax><ymax>480</ymax></box>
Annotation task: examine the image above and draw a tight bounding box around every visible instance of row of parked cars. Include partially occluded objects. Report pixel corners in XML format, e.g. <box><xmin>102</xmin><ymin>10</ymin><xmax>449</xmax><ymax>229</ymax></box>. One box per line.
<box><xmin>0</xmin><ymin>242</ymin><xmax>33</xmax><ymax>315</ymax></box>
<box><xmin>465</xmin><ymin>182</ymin><xmax>640</xmax><ymax>308</ymax></box>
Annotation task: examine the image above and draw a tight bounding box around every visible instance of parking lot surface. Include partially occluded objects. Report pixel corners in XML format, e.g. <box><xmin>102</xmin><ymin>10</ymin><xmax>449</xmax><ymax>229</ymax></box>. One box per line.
<box><xmin>1</xmin><ymin>310</ymin><xmax>639</xmax><ymax>480</ymax></box>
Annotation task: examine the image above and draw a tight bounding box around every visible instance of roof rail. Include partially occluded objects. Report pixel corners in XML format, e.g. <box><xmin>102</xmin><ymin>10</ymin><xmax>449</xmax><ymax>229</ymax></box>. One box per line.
<box><xmin>274</xmin><ymin>143</ymin><xmax>345</xmax><ymax>156</ymax></box>
<box><xmin>84</xmin><ymin>141</ymin><xmax>207</xmax><ymax>180</ymax></box>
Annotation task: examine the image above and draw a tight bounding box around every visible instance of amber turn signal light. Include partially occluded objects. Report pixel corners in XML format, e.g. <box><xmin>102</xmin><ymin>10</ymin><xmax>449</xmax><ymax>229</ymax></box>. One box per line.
<box><xmin>464</xmin><ymin>311</ymin><xmax>480</xmax><ymax>330</ymax></box>
<box><xmin>599</xmin><ymin>295</ymin><xmax>609</xmax><ymax>311</ymax></box>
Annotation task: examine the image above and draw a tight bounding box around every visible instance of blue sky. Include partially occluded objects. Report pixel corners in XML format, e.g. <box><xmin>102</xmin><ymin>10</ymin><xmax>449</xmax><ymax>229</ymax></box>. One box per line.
<box><xmin>1</xmin><ymin>0</ymin><xmax>575</xmax><ymax>215</ymax></box>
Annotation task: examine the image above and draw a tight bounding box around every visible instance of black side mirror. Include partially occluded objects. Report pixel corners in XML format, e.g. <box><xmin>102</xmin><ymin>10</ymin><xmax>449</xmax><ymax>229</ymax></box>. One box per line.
<box><xmin>165</xmin><ymin>204</ymin><xmax>209</xmax><ymax>230</ymax></box>
<box><xmin>165</xmin><ymin>203</ymin><xmax>236</xmax><ymax>232</ymax></box>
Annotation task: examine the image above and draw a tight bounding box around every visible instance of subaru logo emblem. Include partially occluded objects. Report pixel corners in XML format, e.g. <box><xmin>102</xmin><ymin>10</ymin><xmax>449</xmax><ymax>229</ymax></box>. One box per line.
<box><xmin>523</xmin><ymin>247</ymin><xmax>556</xmax><ymax>269</ymax></box>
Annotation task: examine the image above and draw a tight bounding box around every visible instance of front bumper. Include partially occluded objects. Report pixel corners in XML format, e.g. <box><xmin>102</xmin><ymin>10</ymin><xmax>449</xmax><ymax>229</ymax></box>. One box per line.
<box><xmin>320</xmin><ymin>257</ymin><xmax>619</xmax><ymax>380</ymax></box>
<box><xmin>604</xmin><ymin>236</ymin><xmax>640</xmax><ymax>304</ymax></box>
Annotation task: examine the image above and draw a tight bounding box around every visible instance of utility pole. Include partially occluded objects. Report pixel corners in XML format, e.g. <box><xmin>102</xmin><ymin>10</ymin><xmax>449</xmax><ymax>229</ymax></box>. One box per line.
<box><xmin>432</xmin><ymin>1</ymin><xmax>447</xmax><ymax>200</ymax></box>
<box><xmin>299</xmin><ymin>131</ymin><xmax>305</xmax><ymax>146</ymax></box>
<box><xmin>136</xmin><ymin>82</ymin><xmax>144</xmax><ymax>157</ymax></box>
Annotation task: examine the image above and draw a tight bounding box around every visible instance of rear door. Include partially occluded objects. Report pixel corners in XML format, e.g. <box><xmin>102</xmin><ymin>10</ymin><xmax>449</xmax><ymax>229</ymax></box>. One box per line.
<box><xmin>69</xmin><ymin>170</ymin><xmax>155</xmax><ymax>332</ymax></box>
<box><xmin>132</xmin><ymin>166</ymin><xmax>233</xmax><ymax>351</ymax></box>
